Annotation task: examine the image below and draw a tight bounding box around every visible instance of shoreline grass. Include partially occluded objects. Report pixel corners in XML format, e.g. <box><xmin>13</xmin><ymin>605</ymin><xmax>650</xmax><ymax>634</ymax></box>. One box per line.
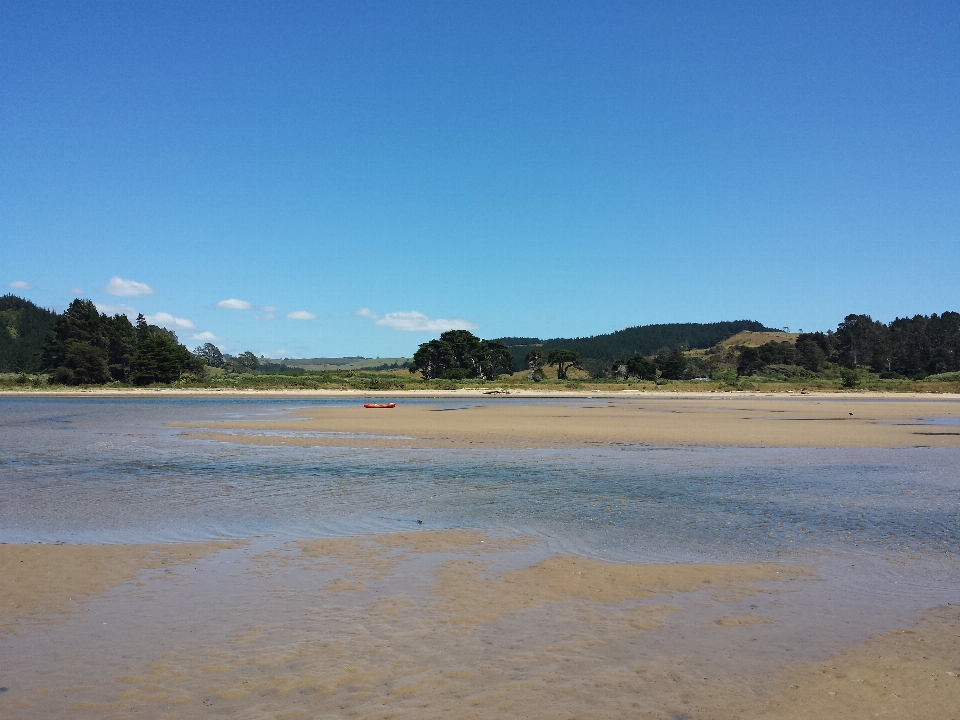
<box><xmin>2</xmin><ymin>370</ymin><xmax>959</xmax><ymax>395</ymax></box>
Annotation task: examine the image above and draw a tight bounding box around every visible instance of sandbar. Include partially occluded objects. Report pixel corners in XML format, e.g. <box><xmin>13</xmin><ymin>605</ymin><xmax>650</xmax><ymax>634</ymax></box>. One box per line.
<box><xmin>177</xmin><ymin>396</ymin><xmax>960</xmax><ymax>449</ymax></box>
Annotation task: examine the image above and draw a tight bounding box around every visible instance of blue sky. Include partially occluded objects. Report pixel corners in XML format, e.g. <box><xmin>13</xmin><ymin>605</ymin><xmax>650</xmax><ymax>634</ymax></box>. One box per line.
<box><xmin>3</xmin><ymin>1</ymin><xmax>958</xmax><ymax>358</ymax></box>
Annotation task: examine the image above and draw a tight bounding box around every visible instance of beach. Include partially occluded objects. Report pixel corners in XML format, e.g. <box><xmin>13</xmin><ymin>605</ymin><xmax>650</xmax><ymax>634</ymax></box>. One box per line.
<box><xmin>1</xmin><ymin>394</ymin><xmax>958</xmax><ymax>718</ymax></box>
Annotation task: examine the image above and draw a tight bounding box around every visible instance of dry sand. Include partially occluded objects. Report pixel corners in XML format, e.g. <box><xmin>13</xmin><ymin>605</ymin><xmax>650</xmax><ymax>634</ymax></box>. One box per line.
<box><xmin>177</xmin><ymin>395</ymin><xmax>960</xmax><ymax>449</ymax></box>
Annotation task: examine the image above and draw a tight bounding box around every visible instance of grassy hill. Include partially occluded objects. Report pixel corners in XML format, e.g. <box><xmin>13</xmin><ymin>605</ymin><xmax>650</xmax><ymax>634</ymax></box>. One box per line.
<box><xmin>495</xmin><ymin>320</ymin><xmax>775</xmax><ymax>372</ymax></box>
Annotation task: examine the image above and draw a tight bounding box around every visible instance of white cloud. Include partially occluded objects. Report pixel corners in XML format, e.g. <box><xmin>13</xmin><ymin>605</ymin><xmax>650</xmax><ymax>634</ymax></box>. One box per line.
<box><xmin>95</xmin><ymin>302</ymin><xmax>138</xmax><ymax>319</ymax></box>
<box><xmin>106</xmin><ymin>276</ymin><xmax>155</xmax><ymax>297</ymax></box>
<box><xmin>191</xmin><ymin>331</ymin><xmax>222</xmax><ymax>342</ymax></box>
<box><xmin>255</xmin><ymin>313</ymin><xmax>275</xmax><ymax>320</ymax></box>
<box><xmin>286</xmin><ymin>310</ymin><xmax>316</xmax><ymax>321</ymax></box>
<box><xmin>217</xmin><ymin>298</ymin><xmax>253</xmax><ymax>310</ymax></box>
<box><xmin>368</xmin><ymin>310</ymin><xmax>477</xmax><ymax>333</ymax></box>
<box><xmin>70</xmin><ymin>287</ymin><xmax>84</xmax><ymax>295</ymax></box>
<box><xmin>145</xmin><ymin>312</ymin><xmax>196</xmax><ymax>331</ymax></box>
<box><xmin>262</xmin><ymin>305</ymin><xmax>278</xmax><ymax>312</ymax></box>
<box><xmin>354</xmin><ymin>307</ymin><xmax>378</xmax><ymax>319</ymax></box>
<box><xmin>9</xmin><ymin>280</ymin><xmax>32</xmax><ymax>290</ymax></box>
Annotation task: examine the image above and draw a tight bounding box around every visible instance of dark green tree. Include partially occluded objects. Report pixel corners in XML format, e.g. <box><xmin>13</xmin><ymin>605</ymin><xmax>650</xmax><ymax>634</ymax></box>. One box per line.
<box><xmin>525</xmin><ymin>348</ymin><xmax>546</xmax><ymax>382</ymax></box>
<box><xmin>547</xmin><ymin>348</ymin><xmax>581</xmax><ymax>380</ymax></box>
<box><xmin>656</xmin><ymin>348</ymin><xmax>687</xmax><ymax>380</ymax></box>
<box><xmin>736</xmin><ymin>347</ymin><xmax>765</xmax><ymax>376</ymax></box>
<box><xmin>795</xmin><ymin>335</ymin><xmax>827</xmax><ymax>371</ymax></box>
<box><xmin>130</xmin><ymin>332</ymin><xmax>199</xmax><ymax>385</ymax></box>
<box><xmin>194</xmin><ymin>342</ymin><xmax>224</xmax><ymax>368</ymax></box>
<box><xmin>625</xmin><ymin>353</ymin><xmax>657</xmax><ymax>380</ymax></box>
<box><xmin>103</xmin><ymin>314</ymin><xmax>137</xmax><ymax>381</ymax></box>
<box><xmin>0</xmin><ymin>295</ymin><xmax>57</xmax><ymax>372</ymax></box>
<box><xmin>477</xmin><ymin>340</ymin><xmax>513</xmax><ymax>380</ymax></box>
<box><xmin>411</xmin><ymin>331</ymin><xmax>514</xmax><ymax>380</ymax></box>
<box><xmin>224</xmin><ymin>351</ymin><xmax>261</xmax><ymax>373</ymax></box>
<box><xmin>41</xmin><ymin>299</ymin><xmax>112</xmax><ymax>384</ymax></box>
<box><xmin>410</xmin><ymin>338</ymin><xmax>456</xmax><ymax>379</ymax></box>
<box><xmin>834</xmin><ymin>314</ymin><xmax>887</xmax><ymax>369</ymax></box>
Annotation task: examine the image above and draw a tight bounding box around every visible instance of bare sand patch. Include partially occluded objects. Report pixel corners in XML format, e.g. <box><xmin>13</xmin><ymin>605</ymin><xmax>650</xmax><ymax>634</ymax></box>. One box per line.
<box><xmin>177</xmin><ymin>396</ymin><xmax>960</xmax><ymax>449</ymax></box>
<box><xmin>0</xmin><ymin>541</ymin><xmax>238</xmax><ymax>635</ymax></box>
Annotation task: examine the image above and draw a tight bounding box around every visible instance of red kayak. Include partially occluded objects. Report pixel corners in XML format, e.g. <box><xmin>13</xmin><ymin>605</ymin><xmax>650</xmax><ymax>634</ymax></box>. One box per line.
<box><xmin>363</xmin><ymin>403</ymin><xmax>396</xmax><ymax>409</ymax></box>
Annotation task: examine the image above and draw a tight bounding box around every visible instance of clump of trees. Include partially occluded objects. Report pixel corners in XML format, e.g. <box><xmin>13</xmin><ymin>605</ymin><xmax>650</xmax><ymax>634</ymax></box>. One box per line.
<box><xmin>194</xmin><ymin>342</ymin><xmax>224</xmax><ymax>368</ymax></box>
<box><xmin>611</xmin><ymin>348</ymin><xmax>700</xmax><ymax>381</ymax></box>
<box><xmin>734</xmin><ymin>313</ymin><xmax>960</xmax><ymax>379</ymax></box>
<box><xmin>40</xmin><ymin>299</ymin><xmax>203</xmax><ymax>385</ymax></box>
<box><xmin>223</xmin><ymin>351</ymin><xmax>261</xmax><ymax>374</ymax></box>
<box><xmin>410</xmin><ymin>330</ymin><xmax>513</xmax><ymax>380</ymax></box>
<box><xmin>522</xmin><ymin>347</ymin><xmax>583</xmax><ymax>381</ymax></box>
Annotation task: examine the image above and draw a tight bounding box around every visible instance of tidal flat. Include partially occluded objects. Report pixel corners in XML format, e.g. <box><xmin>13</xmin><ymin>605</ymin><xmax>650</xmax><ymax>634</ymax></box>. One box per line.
<box><xmin>1</xmin><ymin>396</ymin><xmax>958</xmax><ymax>719</ymax></box>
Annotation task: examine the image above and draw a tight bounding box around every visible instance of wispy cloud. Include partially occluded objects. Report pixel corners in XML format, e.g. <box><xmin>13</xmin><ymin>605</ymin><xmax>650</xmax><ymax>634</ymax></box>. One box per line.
<box><xmin>356</xmin><ymin>309</ymin><xmax>478</xmax><ymax>333</ymax></box>
<box><xmin>70</xmin><ymin>287</ymin><xmax>84</xmax><ymax>295</ymax></box>
<box><xmin>95</xmin><ymin>302</ymin><xmax>138</xmax><ymax>319</ymax></box>
<box><xmin>146</xmin><ymin>312</ymin><xmax>196</xmax><ymax>331</ymax></box>
<box><xmin>262</xmin><ymin>305</ymin><xmax>278</xmax><ymax>312</ymax></box>
<box><xmin>8</xmin><ymin>280</ymin><xmax>32</xmax><ymax>290</ymax></box>
<box><xmin>286</xmin><ymin>310</ymin><xmax>316</xmax><ymax>321</ymax></box>
<box><xmin>217</xmin><ymin>298</ymin><xmax>252</xmax><ymax>310</ymax></box>
<box><xmin>191</xmin><ymin>331</ymin><xmax>222</xmax><ymax>342</ymax></box>
<box><xmin>106</xmin><ymin>276</ymin><xmax>155</xmax><ymax>297</ymax></box>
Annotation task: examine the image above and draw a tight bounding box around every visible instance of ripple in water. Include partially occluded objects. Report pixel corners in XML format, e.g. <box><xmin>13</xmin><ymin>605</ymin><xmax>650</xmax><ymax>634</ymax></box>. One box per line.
<box><xmin>1</xmin><ymin>397</ymin><xmax>958</xmax><ymax>566</ymax></box>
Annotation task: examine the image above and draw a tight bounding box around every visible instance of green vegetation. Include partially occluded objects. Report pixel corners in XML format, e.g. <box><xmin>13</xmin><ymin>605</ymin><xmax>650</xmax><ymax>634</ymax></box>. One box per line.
<box><xmin>410</xmin><ymin>330</ymin><xmax>513</xmax><ymax>380</ymax></box>
<box><xmin>1</xmin><ymin>294</ymin><xmax>957</xmax><ymax>393</ymax></box>
<box><xmin>0</xmin><ymin>295</ymin><xmax>57</xmax><ymax>372</ymax></box>
<box><xmin>546</xmin><ymin>348</ymin><xmax>581</xmax><ymax>380</ymax></box>
<box><xmin>194</xmin><ymin>342</ymin><xmax>224</xmax><ymax>368</ymax></box>
<box><xmin>39</xmin><ymin>300</ymin><xmax>203</xmax><ymax>385</ymax></box>
<box><xmin>497</xmin><ymin>320</ymin><xmax>773</xmax><ymax>375</ymax></box>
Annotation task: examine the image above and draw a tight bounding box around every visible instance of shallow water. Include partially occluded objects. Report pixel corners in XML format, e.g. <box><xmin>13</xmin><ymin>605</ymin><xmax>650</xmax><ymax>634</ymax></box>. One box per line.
<box><xmin>2</xmin><ymin>397</ymin><xmax>960</xmax><ymax>719</ymax></box>
<box><xmin>1</xmin><ymin>397</ymin><xmax>959</xmax><ymax>562</ymax></box>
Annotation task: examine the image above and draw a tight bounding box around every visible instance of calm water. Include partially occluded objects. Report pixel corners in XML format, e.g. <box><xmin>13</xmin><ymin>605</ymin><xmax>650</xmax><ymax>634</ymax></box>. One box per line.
<box><xmin>1</xmin><ymin>396</ymin><xmax>958</xmax><ymax>565</ymax></box>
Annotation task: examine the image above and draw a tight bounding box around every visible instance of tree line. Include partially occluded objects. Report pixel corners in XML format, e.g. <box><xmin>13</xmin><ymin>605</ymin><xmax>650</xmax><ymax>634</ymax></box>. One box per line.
<box><xmin>410</xmin><ymin>330</ymin><xmax>513</xmax><ymax>380</ymax></box>
<box><xmin>607</xmin><ymin>312</ymin><xmax>960</xmax><ymax>383</ymax></box>
<box><xmin>40</xmin><ymin>299</ymin><xmax>204</xmax><ymax>385</ymax></box>
<box><xmin>737</xmin><ymin>313</ymin><xmax>960</xmax><ymax>379</ymax></box>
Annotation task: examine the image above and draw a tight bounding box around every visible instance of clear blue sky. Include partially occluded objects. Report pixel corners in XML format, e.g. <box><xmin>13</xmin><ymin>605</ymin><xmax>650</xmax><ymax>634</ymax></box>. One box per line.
<box><xmin>3</xmin><ymin>1</ymin><xmax>958</xmax><ymax>358</ymax></box>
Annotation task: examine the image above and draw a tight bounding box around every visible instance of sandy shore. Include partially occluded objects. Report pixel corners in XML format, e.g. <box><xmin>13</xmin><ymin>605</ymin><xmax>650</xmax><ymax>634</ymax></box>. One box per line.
<box><xmin>177</xmin><ymin>395</ymin><xmax>960</xmax><ymax>449</ymax></box>
<box><xmin>0</xmin><ymin>532</ymin><xmax>956</xmax><ymax>719</ymax></box>
<box><xmin>3</xmin><ymin>387</ymin><xmax>959</xmax><ymax>399</ymax></box>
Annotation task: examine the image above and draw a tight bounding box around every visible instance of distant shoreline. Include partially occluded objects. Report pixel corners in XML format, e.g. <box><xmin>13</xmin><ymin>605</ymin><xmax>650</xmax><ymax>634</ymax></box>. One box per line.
<box><xmin>2</xmin><ymin>387</ymin><xmax>959</xmax><ymax>400</ymax></box>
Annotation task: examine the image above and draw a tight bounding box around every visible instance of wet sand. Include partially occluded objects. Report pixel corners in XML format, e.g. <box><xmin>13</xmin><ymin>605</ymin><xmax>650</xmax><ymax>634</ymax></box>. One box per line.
<box><xmin>3</xmin><ymin>397</ymin><xmax>959</xmax><ymax>718</ymax></box>
<box><xmin>0</xmin><ymin>542</ymin><xmax>238</xmax><ymax>637</ymax></box>
<box><xmin>0</xmin><ymin>532</ymin><xmax>956</xmax><ymax>719</ymax></box>
<box><xmin>177</xmin><ymin>396</ymin><xmax>960</xmax><ymax>449</ymax></box>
